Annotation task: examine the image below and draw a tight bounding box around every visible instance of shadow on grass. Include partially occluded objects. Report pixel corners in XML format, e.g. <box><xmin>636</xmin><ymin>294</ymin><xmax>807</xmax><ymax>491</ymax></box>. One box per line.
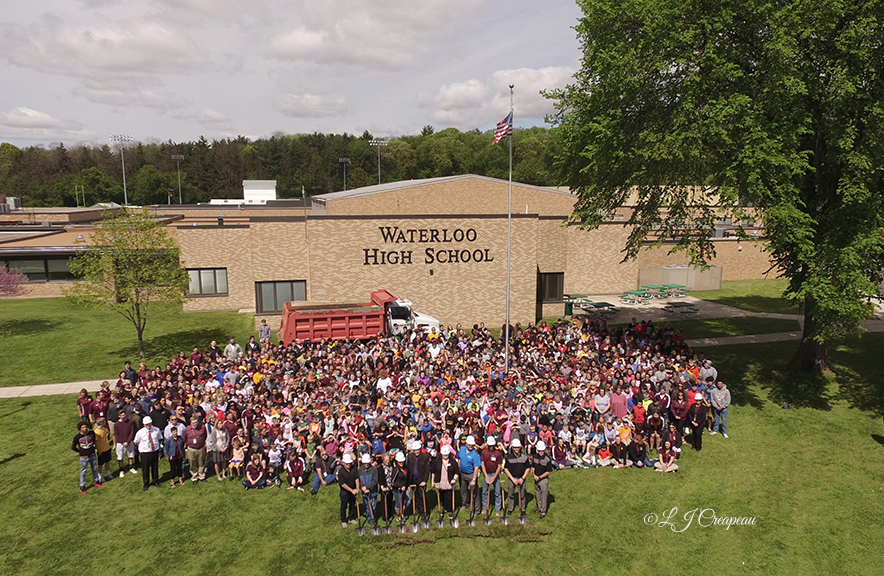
<box><xmin>761</xmin><ymin>372</ymin><xmax>833</xmax><ymax>411</ymax></box>
<box><xmin>0</xmin><ymin>401</ymin><xmax>32</xmax><ymax>419</ymax></box>
<box><xmin>0</xmin><ymin>319</ymin><xmax>58</xmax><ymax>337</ymax></box>
<box><xmin>813</xmin><ymin>334</ymin><xmax>884</xmax><ymax>416</ymax></box>
<box><xmin>872</xmin><ymin>434</ymin><xmax>884</xmax><ymax>447</ymax></box>
<box><xmin>701</xmin><ymin>296</ymin><xmax>803</xmax><ymax>316</ymax></box>
<box><xmin>0</xmin><ymin>453</ymin><xmax>25</xmax><ymax>465</ymax></box>
<box><xmin>112</xmin><ymin>328</ymin><xmax>230</xmax><ymax>362</ymax></box>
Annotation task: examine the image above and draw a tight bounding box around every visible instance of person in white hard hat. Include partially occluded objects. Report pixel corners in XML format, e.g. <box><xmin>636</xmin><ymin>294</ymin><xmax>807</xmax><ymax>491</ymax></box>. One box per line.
<box><xmin>480</xmin><ymin>436</ymin><xmax>503</xmax><ymax>516</ymax></box>
<box><xmin>504</xmin><ymin>438</ymin><xmax>529</xmax><ymax>517</ymax></box>
<box><xmin>431</xmin><ymin>444</ymin><xmax>460</xmax><ymax>518</ymax></box>
<box><xmin>358</xmin><ymin>453</ymin><xmax>379</xmax><ymax>526</ymax></box>
<box><xmin>132</xmin><ymin>415</ymin><xmax>162</xmax><ymax>491</ymax></box>
<box><xmin>457</xmin><ymin>435</ymin><xmax>482</xmax><ymax>518</ymax></box>
<box><xmin>336</xmin><ymin>452</ymin><xmax>361</xmax><ymax>527</ymax></box>
<box><xmin>532</xmin><ymin>441</ymin><xmax>553</xmax><ymax>518</ymax></box>
<box><xmin>392</xmin><ymin>451</ymin><xmax>410</xmax><ymax>524</ymax></box>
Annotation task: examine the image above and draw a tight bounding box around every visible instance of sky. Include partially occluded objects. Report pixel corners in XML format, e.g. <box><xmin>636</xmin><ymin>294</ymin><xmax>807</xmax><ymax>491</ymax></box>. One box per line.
<box><xmin>0</xmin><ymin>0</ymin><xmax>584</xmax><ymax>147</ymax></box>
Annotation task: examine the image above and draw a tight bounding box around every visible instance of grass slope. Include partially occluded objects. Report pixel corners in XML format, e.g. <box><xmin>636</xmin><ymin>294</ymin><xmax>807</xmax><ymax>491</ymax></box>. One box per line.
<box><xmin>0</xmin><ymin>299</ymin><xmax>256</xmax><ymax>387</ymax></box>
<box><xmin>1</xmin><ymin>337</ymin><xmax>883</xmax><ymax>576</ymax></box>
<box><xmin>692</xmin><ymin>279</ymin><xmax>803</xmax><ymax>315</ymax></box>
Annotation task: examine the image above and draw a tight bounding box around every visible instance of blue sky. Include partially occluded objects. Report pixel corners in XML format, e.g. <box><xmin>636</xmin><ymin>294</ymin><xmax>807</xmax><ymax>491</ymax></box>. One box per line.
<box><xmin>0</xmin><ymin>0</ymin><xmax>583</xmax><ymax>146</ymax></box>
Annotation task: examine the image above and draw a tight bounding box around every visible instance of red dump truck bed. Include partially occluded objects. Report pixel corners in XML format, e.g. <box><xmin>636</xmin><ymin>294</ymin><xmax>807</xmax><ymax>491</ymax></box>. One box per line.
<box><xmin>277</xmin><ymin>289</ymin><xmax>398</xmax><ymax>343</ymax></box>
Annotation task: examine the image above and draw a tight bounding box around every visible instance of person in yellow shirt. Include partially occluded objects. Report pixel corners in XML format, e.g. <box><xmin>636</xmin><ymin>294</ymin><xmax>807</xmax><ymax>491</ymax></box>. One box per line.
<box><xmin>93</xmin><ymin>417</ymin><xmax>113</xmax><ymax>483</ymax></box>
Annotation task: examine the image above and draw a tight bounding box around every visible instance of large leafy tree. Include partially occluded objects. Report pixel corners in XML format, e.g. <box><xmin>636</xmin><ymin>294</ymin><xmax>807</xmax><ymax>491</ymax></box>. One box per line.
<box><xmin>547</xmin><ymin>0</ymin><xmax>884</xmax><ymax>372</ymax></box>
<box><xmin>65</xmin><ymin>210</ymin><xmax>190</xmax><ymax>358</ymax></box>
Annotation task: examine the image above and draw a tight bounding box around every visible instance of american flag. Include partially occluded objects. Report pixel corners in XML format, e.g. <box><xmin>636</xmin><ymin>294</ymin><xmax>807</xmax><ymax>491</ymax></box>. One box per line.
<box><xmin>492</xmin><ymin>111</ymin><xmax>513</xmax><ymax>144</ymax></box>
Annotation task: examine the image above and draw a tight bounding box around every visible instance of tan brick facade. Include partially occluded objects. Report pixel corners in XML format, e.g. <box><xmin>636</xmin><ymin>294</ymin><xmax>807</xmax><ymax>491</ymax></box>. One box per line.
<box><xmin>3</xmin><ymin>176</ymin><xmax>778</xmax><ymax>328</ymax></box>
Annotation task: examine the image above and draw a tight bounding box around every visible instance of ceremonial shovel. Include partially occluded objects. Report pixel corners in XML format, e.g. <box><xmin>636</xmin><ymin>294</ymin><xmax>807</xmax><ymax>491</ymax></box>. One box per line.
<box><xmin>466</xmin><ymin>492</ymin><xmax>476</xmax><ymax>527</ymax></box>
<box><xmin>435</xmin><ymin>491</ymin><xmax>446</xmax><ymax>529</ymax></box>
<box><xmin>410</xmin><ymin>488</ymin><xmax>420</xmax><ymax>533</ymax></box>
<box><xmin>450</xmin><ymin>491</ymin><xmax>460</xmax><ymax>529</ymax></box>
<box><xmin>354</xmin><ymin>499</ymin><xmax>366</xmax><ymax>536</ymax></box>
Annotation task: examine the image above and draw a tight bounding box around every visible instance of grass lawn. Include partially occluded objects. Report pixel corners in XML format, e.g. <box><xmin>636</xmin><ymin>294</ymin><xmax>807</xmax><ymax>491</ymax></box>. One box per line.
<box><xmin>0</xmin><ymin>298</ymin><xmax>257</xmax><ymax>387</ymax></box>
<box><xmin>612</xmin><ymin>316</ymin><xmax>801</xmax><ymax>339</ymax></box>
<box><xmin>692</xmin><ymin>279</ymin><xmax>803</xmax><ymax>315</ymax></box>
<box><xmin>1</xmin><ymin>337</ymin><xmax>883</xmax><ymax>576</ymax></box>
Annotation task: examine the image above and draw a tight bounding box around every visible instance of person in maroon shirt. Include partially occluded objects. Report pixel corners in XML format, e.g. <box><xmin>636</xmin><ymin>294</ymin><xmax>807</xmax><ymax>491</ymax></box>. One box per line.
<box><xmin>183</xmin><ymin>415</ymin><xmax>208</xmax><ymax>483</ymax></box>
<box><xmin>480</xmin><ymin>436</ymin><xmax>503</xmax><ymax>515</ymax></box>
<box><xmin>113</xmin><ymin>409</ymin><xmax>137</xmax><ymax>477</ymax></box>
<box><xmin>77</xmin><ymin>389</ymin><xmax>93</xmax><ymax>420</ymax></box>
<box><xmin>89</xmin><ymin>396</ymin><xmax>109</xmax><ymax>425</ymax></box>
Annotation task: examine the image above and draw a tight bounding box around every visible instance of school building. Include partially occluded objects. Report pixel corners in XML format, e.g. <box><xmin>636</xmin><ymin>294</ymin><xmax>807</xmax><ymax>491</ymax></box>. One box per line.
<box><xmin>0</xmin><ymin>175</ymin><xmax>773</xmax><ymax>328</ymax></box>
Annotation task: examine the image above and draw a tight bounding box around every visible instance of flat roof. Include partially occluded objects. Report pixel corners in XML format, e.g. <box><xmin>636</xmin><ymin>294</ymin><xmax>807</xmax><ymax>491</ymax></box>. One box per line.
<box><xmin>312</xmin><ymin>174</ymin><xmax>575</xmax><ymax>203</ymax></box>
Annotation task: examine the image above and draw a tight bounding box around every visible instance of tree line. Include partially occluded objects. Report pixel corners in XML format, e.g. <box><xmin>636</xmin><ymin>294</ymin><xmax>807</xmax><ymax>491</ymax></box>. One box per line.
<box><xmin>0</xmin><ymin>127</ymin><xmax>560</xmax><ymax>207</ymax></box>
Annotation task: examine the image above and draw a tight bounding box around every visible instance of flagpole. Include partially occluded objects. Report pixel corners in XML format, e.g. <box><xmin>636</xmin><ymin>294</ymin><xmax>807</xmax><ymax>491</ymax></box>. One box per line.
<box><xmin>504</xmin><ymin>84</ymin><xmax>513</xmax><ymax>376</ymax></box>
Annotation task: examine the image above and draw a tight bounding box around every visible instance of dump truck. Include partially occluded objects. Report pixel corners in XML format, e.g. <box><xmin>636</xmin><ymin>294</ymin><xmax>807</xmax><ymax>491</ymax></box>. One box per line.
<box><xmin>277</xmin><ymin>289</ymin><xmax>440</xmax><ymax>343</ymax></box>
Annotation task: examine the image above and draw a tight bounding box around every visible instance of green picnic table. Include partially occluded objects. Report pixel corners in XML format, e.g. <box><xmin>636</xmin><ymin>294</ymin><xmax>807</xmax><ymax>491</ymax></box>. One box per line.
<box><xmin>662</xmin><ymin>284</ymin><xmax>686</xmax><ymax>289</ymax></box>
<box><xmin>565</xmin><ymin>294</ymin><xmax>591</xmax><ymax>315</ymax></box>
<box><xmin>664</xmin><ymin>301</ymin><xmax>695</xmax><ymax>308</ymax></box>
<box><xmin>624</xmin><ymin>290</ymin><xmax>647</xmax><ymax>295</ymax></box>
<box><xmin>641</xmin><ymin>285</ymin><xmax>666</xmax><ymax>290</ymax></box>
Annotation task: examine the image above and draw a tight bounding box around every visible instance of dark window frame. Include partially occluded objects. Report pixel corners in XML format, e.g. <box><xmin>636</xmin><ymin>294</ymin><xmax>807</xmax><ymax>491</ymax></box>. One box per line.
<box><xmin>187</xmin><ymin>268</ymin><xmax>228</xmax><ymax>297</ymax></box>
<box><xmin>255</xmin><ymin>280</ymin><xmax>306</xmax><ymax>314</ymax></box>
<box><xmin>2</xmin><ymin>257</ymin><xmax>77</xmax><ymax>283</ymax></box>
<box><xmin>537</xmin><ymin>272</ymin><xmax>564</xmax><ymax>303</ymax></box>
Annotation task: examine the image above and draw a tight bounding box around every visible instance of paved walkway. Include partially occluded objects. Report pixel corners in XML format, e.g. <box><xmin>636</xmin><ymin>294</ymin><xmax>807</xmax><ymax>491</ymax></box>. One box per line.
<box><xmin>3</xmin><ymin>296</ymin><xmax>882</xmax><ymax>399</ymax></box>
<box><xmin>0</xmin><ymin>380</ymin><xmax>105</xmax><ymax>399</ymax></box>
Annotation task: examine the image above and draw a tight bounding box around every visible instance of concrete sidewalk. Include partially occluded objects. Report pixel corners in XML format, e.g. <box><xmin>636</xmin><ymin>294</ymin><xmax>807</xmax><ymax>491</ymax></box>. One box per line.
<box><xmin>0</xmin><ymin>379</ymin><xmax>105</xmax><ymax>399</ymax></box>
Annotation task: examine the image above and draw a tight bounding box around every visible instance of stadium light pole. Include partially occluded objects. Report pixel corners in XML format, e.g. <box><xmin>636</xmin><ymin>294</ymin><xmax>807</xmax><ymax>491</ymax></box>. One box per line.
<box><xmin>338</xmin><ymin>157</ymin><xmax>350</xmax><ymax>191</ymax></box>
<box><xmin>369</xmin><ymin>139</ymin><xmax>387</xmax><ymax>185</ymax></box>
<box><xmin>171</xmin><ymin>154</ymin><xmax>185</xmax><ymax>204</ymax></box>
<box><xmin>109</xmin><ymin>134</ymin><xmax>133</xmax><ymax>206</ymax></box>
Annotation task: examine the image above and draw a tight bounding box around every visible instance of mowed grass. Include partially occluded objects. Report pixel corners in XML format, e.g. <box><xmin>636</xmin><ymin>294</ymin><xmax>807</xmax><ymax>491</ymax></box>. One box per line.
<box><xmin>613</xmin><ymin>316</ymin><xmax>801</xmax><ymax>339</ymax></box>
<box><xmin>0</xmin><ymin>299</ymin><xmax>257</xmax><ymax>387</ymax></box>
<box><xmin>1</xmin><ymin>337</ymin><xmax>884</xmax><ymax>576</ymax></box>
<box><xmin>692</xmin><ymin>279</ymin><xmax>803</xmax><ymax>315</ymax></box>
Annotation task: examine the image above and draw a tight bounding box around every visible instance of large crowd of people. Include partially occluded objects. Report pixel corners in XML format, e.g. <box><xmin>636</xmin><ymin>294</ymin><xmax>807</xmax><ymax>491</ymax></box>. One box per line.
<box><xmin>71</xmin><ymin>317</ymin><xmax>732</xmax><ymax>527</ymax></box>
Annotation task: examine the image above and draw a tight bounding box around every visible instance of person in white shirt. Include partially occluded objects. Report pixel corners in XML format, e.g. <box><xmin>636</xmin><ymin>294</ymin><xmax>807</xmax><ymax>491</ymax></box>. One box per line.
<box><xmin>133</xmin><ymin>416</ymin><xmax>163</xmax><ymax>491</ymax></box>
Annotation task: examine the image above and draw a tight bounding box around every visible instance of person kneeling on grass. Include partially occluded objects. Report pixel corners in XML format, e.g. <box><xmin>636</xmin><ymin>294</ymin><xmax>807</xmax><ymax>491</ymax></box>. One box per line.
<box><xmin>243</xmin><ymin>453</ymin><xmax>272</xmax><ymax>489</ymax></box>
<box><xmin>654</xmin><ymin>440</ymin><xmax>679</xmax><ymax>473</ymax></box>
<box><xmin>285</xmin><ymin>450</ymin><xmax>307</xmax><ymax>491</ymax></box>
<box><xmin>610</xmin><ymin>436</ymin><xmax>631</xmax><ymax>469</ymax></box>
<box><xmin>628</xmin><ymin>435</ymin><xmax>657</xmax><ymax>469</ymax></box>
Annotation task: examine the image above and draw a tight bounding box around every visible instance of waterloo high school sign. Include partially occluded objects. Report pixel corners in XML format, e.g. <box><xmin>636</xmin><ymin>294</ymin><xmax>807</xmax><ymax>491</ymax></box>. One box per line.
<box><xmin>363</xmin><ymin>226</ymin><xmax>494</xmax><ymax>266</ymax></box>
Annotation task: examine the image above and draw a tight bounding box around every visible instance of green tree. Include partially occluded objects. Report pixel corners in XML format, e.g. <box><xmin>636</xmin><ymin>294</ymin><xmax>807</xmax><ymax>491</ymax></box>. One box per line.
<box><xmin>130</xmin><ymin>165</ymin><xmax>177</xmax><ymax>205</ymax></box>
<box><xmin>547</xmin><ymin>0</ymin><xmax>884</xmax><ymax>372</ymax></box>
<box><xmin>65</xmin><ymin>210</ymin><xmax>190</xmax><ymax>358</ymax></box>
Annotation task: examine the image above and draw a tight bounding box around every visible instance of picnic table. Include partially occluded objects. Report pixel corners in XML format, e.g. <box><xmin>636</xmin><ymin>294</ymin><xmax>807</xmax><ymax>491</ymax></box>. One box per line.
<box><xmin>662</xmin><ymin>284</ymin><xmax>689</xmax><ymax>297</ymax></box>
<box><xmin>620</xmin><ymin>290</ymin><xmax>651</xmax><ymax>305</ymax></box>
<box><xmin>664</xmin><ymin>300</ymin><xmax>699</xmax><ymax>317</ymax></box>
<box><xmin>579</xmin><ymin>301</ymin><xmax>620</xmax><ymax>318</ymax></box>
<box><xmin>564</xmin><ymin>294</ymin><xmax>591</xmax><ymax>315</ymax></box>
<box><xmin>641</xmin><ymin>285</ymin><xmax>669</xmax><ymax>298</ymax></box>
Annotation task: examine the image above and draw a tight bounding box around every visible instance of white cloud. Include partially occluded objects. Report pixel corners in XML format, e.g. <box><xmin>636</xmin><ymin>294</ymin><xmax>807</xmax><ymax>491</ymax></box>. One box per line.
<box><xmin>268</xmin><ymin>0</ymin><xmax>484</xmax><ymax>70</ymax></box>
<box><xmin>277</xmin><ymin>93</ymin><xmax>349</xmax><ymax>118</ymax></box>
<box><xmin>72</xmin><ymin>81</ymin><xmax>188</xmax><ymax>109</ymax></box>
<box><xmin>422</xmin><ymin>66</ymin><xmax>575</xmax><ymax>128</ymax></box>
<box><xmin>1</xmin><ymin>21</ymin><xmax>205</xmax><ymax>78</ymax></box>
<box><xmin>0</xmin><ymin>107</ymin><xmax>94</xmax><ymax>141</ymax></box>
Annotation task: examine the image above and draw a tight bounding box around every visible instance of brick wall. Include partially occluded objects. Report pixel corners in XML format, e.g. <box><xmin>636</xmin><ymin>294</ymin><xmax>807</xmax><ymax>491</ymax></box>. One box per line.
<box><xmin>324</xmin><ymin>177</ymin><xmax>577</xmax><ymax>217</ymax></box>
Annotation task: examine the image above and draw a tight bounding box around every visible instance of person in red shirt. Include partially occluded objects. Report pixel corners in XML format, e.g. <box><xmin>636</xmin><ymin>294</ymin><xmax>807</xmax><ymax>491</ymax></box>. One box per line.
<box><xmin>480</xmin><ymin>436</ymin><xmax>503</xmax><ymax>516</ymax></box>
<box><xmin>77</xmin><ymin>389</ymin><xmax>93</xmax><ymax>420</ymax></box>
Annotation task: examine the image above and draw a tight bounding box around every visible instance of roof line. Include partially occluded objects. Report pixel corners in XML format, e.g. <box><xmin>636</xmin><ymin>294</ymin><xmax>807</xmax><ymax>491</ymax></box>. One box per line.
<box><xmin>312</xmin><ymin>174</ymin><xmax>574</xmax><ymax>203</ymax></box>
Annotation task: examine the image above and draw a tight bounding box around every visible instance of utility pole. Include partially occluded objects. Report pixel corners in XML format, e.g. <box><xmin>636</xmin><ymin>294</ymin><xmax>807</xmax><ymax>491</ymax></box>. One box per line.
<box><xmin>171</xmin><ymin>154</ymin><xmax>184</xmax><ymax>204</ymax></box>
<box><xmin>338</xmin><ymin>157</ymin><xmax>350</xmax><ymax>191</ymax></box>
<box><xmin>109</xmin><ymin>134</ymin><xmax>133</xmax><ymax>206</ymax></box>
<box><xmin>369</xmin><ymin>139</ymin><xmax>387</xmax><ymax>185</ymax></box>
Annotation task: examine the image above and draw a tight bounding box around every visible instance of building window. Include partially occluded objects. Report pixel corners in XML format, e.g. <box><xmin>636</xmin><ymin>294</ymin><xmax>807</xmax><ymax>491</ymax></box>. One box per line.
<box><xmin>188</xmin><ymin>268</ymin><xmax>228</xmax><ymax>296</ymax></box>
<box><xmin>256</xmin><ymin>280</ymin><xmax>306</xmax><ymax>314</ymax></box>
<box><xmin>2</xmin><ymin>258</ymin><xmax>76</xmax><ymax>282</ymax></box>
<box><xmin>537</xmin><ymin>272</ymin><xmax>564</xmax><ymax>303</ymax></box>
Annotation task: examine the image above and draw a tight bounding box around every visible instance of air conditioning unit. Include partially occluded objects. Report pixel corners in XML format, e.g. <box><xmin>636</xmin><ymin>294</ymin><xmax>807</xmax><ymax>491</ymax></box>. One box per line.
<box><xmin>7</xmin><ymin>197</ymin><xmax>22</xmax><ymax>211</ymax></box>
<box><xmin>0</xmin><ymin>203</ymin><xmax>8</xmax><ymax>213</ymax></box>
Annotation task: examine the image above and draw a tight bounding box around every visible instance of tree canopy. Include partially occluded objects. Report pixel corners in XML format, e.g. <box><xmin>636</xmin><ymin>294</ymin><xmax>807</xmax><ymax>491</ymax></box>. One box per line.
<box><xmin>548</xmin><ymin>0</ymin><xmax>884</xmax><ymax>371</ymax></box>
<box><xmin>2</xmin><ymin>127</ymin><xmax>560</xmax><ymax>207</ymax></box>
<box><xmin>65</xmin><ymin>210</ymin><xmax>190</xmax><ymax>358</ymax></box>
